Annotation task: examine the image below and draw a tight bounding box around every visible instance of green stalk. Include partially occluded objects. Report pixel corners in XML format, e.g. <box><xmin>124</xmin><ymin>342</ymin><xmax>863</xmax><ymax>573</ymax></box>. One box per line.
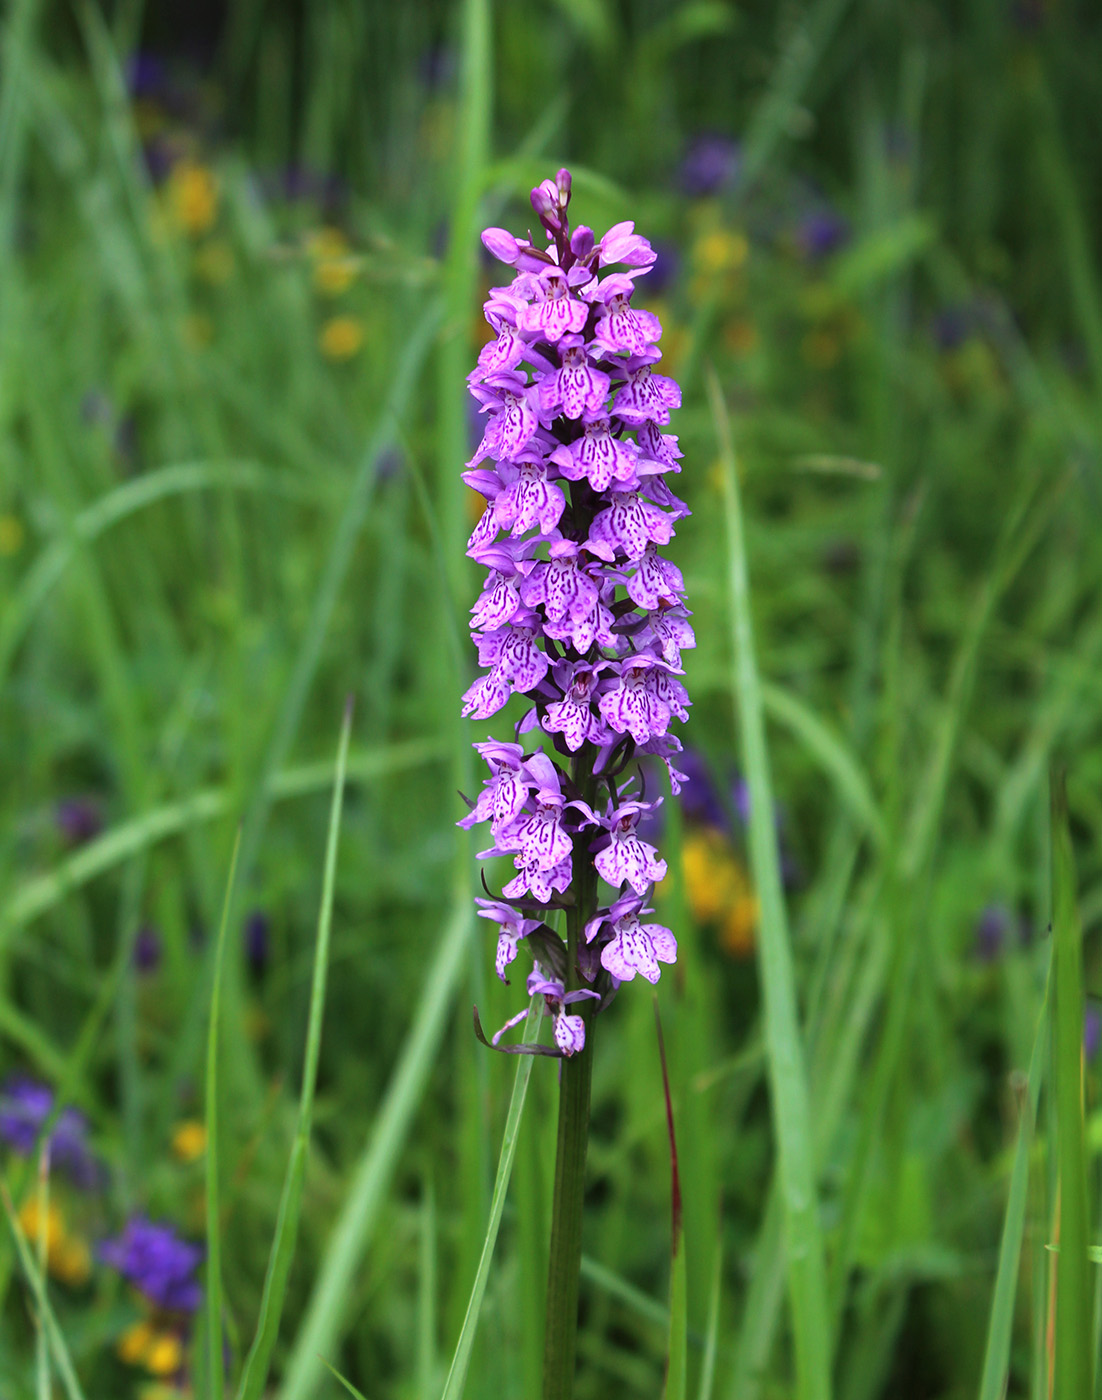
<box><xmin>542</xmin><ymin>754</ymin><xmax>599</xmax><ymax>1400</ymax></box>
<box><xmin>1051</xmin><ymin>767</ymin><xmax>1092</xmax><ymax>1400</ymax></box>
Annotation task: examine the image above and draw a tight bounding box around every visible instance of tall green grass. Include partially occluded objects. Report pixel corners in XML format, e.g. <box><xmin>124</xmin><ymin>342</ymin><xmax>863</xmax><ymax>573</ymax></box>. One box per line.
<box><xmin>0</xmin><ymin>2</ymin><xmax>1100</xmax><ymax>1398</ymax></box>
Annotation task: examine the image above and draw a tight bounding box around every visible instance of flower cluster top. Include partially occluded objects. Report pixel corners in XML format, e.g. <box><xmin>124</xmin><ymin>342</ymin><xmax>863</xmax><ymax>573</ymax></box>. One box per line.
<box><xmin>460</xmin><ymin>170</ymin><xmax>692</xmax><ymax>1056</ymax></box>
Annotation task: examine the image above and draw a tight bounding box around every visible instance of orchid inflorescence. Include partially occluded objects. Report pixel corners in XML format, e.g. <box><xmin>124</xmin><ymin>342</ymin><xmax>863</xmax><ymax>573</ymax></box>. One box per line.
<box><xmin>460</xmin><ymin>169</ymin><xmax>692</xmax><ymax>1056</ymax></box>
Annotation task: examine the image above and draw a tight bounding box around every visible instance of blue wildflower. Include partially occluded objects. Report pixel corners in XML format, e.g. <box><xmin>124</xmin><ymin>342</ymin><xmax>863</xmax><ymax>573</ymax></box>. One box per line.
<box><xmin>100</xmin><ymin>1217</ymin><xmax>203</xmax><ymax>1314</ymax></box>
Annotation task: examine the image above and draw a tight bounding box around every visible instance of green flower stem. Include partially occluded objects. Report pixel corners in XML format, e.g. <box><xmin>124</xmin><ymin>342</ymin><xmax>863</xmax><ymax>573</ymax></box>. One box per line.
<box><xmin>542</xmin><ymin>754</ymin><xmax>599</xmax><ymax>1400</ymax></box>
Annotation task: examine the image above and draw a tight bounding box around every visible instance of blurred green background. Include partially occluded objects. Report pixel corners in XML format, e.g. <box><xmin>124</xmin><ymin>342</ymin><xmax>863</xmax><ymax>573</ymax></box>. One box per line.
<box><xmin>1</xmin><ymin>1</ymin><xmax>1101</xmax><ymax>1397</ymax></box>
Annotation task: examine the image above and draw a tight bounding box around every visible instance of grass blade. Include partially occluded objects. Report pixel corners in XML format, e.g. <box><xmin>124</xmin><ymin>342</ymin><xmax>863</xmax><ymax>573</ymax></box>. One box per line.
<box><xmin>206</xmin><ymin>827</ymin><xmax>243</xmax><ymax>1400</ymax></box>
<box><xmin>2</xmin><ymin>738</ymin><xmax>442</xmax><ymax>936</ymax></box>
<box><xmin>697</xmin><ymin>1239</ymin><xmax>723</xmax><ymax>1400</ymax></box>
<box><xmin>1</xmin><ymin>1181</ymin><xmax>87</xmax><ymax>1400</ymax></box>
<box><xmin>709</xmin><ymin>367</ymin><xmax>831</xmax><ymax>1400</ymax></box>
<box><xmin>655</xmin><ymin>998</ymin><xmax>687</xmax><ymax>1400</ymax></box>
<box><xmin>278</xmin><ymin>896</ymin><xmax>474</xmax><ymax>1400</ymax></box>
<box><xmin>1051</xmin><ymin>768</ymin><xmax>1092</xmax><ymax>1398</ymax></box>
<box><xmin>234</xmin><ymin>701</ymin><xmax>354</xmax><ymax>1400</ymax></box>
<box><xmin>976</xmin><ymin>955</ymin><xmax>1051</xmax><ymax>1400</ymax></box>
<box><xmin>317</xmin><ymin>1357</ymin><xmax>371</xmax><ymax>1400</ymax></box>
<box><xmin>440</xmin><ymin>996</ymin><xmax>542</xmax><ymax>1400</ymax></box>
<box><xmin>760</xmin><ymin>681</ymin><xmax>884</xmax><ymax>849</ymax></box>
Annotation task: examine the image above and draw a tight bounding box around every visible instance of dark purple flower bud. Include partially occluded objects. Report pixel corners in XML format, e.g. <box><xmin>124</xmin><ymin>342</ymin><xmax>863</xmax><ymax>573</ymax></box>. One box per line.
<box><xmin>931</xmin><ymin>305</ymin><xmax>973</xmax><ymax>352</ymax></box>
<box><xmin>55</xmin><ymin>796</ymin><xmax>103</xmax><ymax>846</ymax></box>
<box><xmin>244</xmin><ymin>910</ymin><xmax>270</xmax><ymax>973</ymax></box>
<box><xmin>1085</xmin><ymin>1006</ymin><xmax>1101</xmax><ymax>1061</ymax></box>
<box><xmin>975</xmin><ymin>904</ymin><xmax>1011</xmax><ymax>962</ymax></box>
<box><xmin>126</xmin><ymin>52</ymin><xmax>166</xmax><ymax>99</ymax></box>
<box><xmin>133</xmin><ymin>925</ymin><xmax>162</xmax><ymax>974</ymax></box>
<box><xmin>795</xmin><ymin>207</ymin><xmax>850</xmax><ymax>261</ymax></box>
<box><xmin>482</xmin><ymin>227</ymin><xmax>521</xmax><ymax>265</ymax></box>
<box><xmin>570</xmin><ymin>225</ymin><xmax>595</xmax><ymax>261</ymax></box>
<box><xmin>531</xmin><ymin>179</ymin><xmax>562</xmax><ymax>234</ymax></box>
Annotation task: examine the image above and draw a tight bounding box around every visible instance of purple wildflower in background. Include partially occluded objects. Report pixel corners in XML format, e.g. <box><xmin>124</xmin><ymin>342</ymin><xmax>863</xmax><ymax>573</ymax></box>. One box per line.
<box><xmin>461</xmin><ymin>170</ymin><xmax>692</xmax><ymax>1054</ymax></box>
<box><xmin>100</xmin><ymin>1217</ymin><xmax>203</xmax><ymax>1313</ymax></box>
<box><xmin>1085</xmin><ymin>1006</ymin><xmax>1101</xmax><ymax>1061</ymax></box>
<box><xmin>795</xmin><ymin>206</ymin><xmax>849</xmax><ymax>261</ymax></box>
<box><xmin>0</xmin><ymin>1076</ymin><xmax>101</xmax><ymax>1188</ymax></box>
<box><xmin>133</xmin><ymin>924</ymin><xmax>163</xmax><ymax>973</ymax></box>
<box><xmin>975</xmin><ymin>903</ymin><xmax>1011</xmax><ymax>962</ymax></box>
<box><xmin>677</xmin><ymin>134</ymin><xmax>740</xmax><ymax>197</ymax></box>
<box><xmin>244</xmin><ymin>909</ymin><xmax>270</xmax><ymax>973</ymax></box>
<box><xmin>55</xmin><ymin>795</ymin><xmax>103</xmax><ymax>846</ymax></box>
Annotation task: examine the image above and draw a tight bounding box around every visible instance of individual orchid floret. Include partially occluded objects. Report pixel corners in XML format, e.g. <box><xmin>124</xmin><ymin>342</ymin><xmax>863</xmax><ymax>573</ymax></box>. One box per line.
<box><xmin>518</xmin><ymin>267</ymin><xmax>589</xmax><ymax>342</ymax></box>
<box><xmin>543</xmin><ymin>661</ymin><xmax>613</xmax><ymax>752</ymax></box>
<box><xmin>594</xmin><ymin>800</ymin><xmax>668</xmax><ymax>895</ymax></box>
<box><xmin>491</xmin><ymin>968</ymin><xmax>600</xmax><ymax>1056</ymax></box>
<box><xmin>585</xmin><ymin>895</ymin><xmax>677</xmax><ymax>985</ymax></box>
<box><xmin>597</xmin><ymin>221</ymin><xmax>658</xmax><ymax>271</ymax></box>
<box><xmin>592</xmin><ymin>275</ymin><xmax>663</xmax><ymax>356</ymax></box>
<box><xmin>538</xmin><ymin>336</ymin><xmax>610</xmax><ymax>420</ymax></box>
<box><xmin>531</xmin><ymin>970</ymin><xmax>601</xmax><ymax>1055</ymax></box>
<box><xmin>469</xmin><ymin>555</ymin><xmax>528</xmax><ymax>632</ymax></box>
<box><xmin>626</xmin><ymin>542</ymin><xmax>686</xmax><ymax>610</ymax></box>
<box><xmin>476</xmin><ymin>899</ymin><xmax>542</xmax><ymax>982</ymax></box>
<box><xmin>468</xmin><ymin>372</ymin><xmax>541</xmax><ymax>464</ymax></box>
<box><xmin>588</xmin><ymin>489</ymin><xmax>675</xmax><ymax>562</ymax></box>
<box><xmin>635</xmin><ymin>604</ymin><xmax>696</xmax><ymax>667</ymax></box>
<box><xmin>520</xmin><ymin>539</ymin><xmax>600</xmax><ymax>628</ymax></box>
<box><xmin>498</xmin><ymin>752</ymin><xmax>583</xmax><ymax>872</ymax></box>
<box><xmin>492</xmin><ymin>456</ymin><xmax>566</xmax><ymax>537</ymax></box>
<box><xmin>549</xmin><ymin>417</ymin><xmax>639</xmax><ymax>493</ymax></box>
<box><xmin>458</xmin><ymin>741</ymin><xmax>530</xmax><ymax>838</ymax></box>
<box><xmin>611</xmin><ymin>350</ymin><xmax>682</xmax><ymax>426</ymax></box>
<box><xmin>599</xmin><ymin>653</ymin><xmax>677</xmax><ymax>745</ymax></box>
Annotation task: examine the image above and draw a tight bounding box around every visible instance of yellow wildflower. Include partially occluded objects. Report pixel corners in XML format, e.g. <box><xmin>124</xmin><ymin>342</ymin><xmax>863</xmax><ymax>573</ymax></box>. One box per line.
<box><xmin>314</xmin><ymin>256</ymin><xmax>358</xmax><ymax>296</ymax></box>
<box><xmin>319</xmin><ymin>315</ymin><xmax>364</xmax><ymax>361</ymax></box>
<box><xmin>118</xmin><ymin>1319</ymin><xmax>156</xmax><ymax>1366</ymax></box>
<box><xmin>692</xmin><ymin>228</ymin><xmax>749</xmax><ymax>277</ymax></box>
<box><xmin>53</xmin><ymin>1235</ymin><xmax>92</xmax><ymax>1286</ymax></box>
<box><xmin>308</xmin><ymin>227</ymin><xmax>358</xmax><ymax>295</ymax></box>
<box><xmin>171</xmin><ymin>1120</ymin><xmax>207</xmax><ymax>1164</ymax></box>
<box><xmin>307</xmin><ymin>226</ymin><xmax>348</xmax><ymax>261</ymax></box>
<box><xmin>18</xmin><ymin>1198</ymin><xmax>65</xmax><ymax>1256</ymax></box>
<box><xmin>0</xmin><ymin>513</ymin><xmax>25</xmax><ymax>555</ymax></box>
<box><xmin>720</xmin><ymin>889</ymin><xmax>759</xmax><ymax>958</ymax></box>
<box><xmin>681</xmin><ymin>827</ymin><xmax>758</xmax><ymax>958</ymax></box>
<box><xmin>166</xmin><ymin>161</ymin><xmax>218</xmax><ymax>237</ymax></box>
<box><xmin>19</xmin><ymin>1197</ymin><xmax>93</xmax><ymax>1285</ymax></box>
<box><xmin>146</xmin><ymin>1331</ymin><xmax>183</xmax><ymax>1377</ymax></box>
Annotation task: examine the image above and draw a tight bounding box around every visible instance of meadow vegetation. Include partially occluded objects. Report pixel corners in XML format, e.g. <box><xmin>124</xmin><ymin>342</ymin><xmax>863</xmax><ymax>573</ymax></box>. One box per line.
<box><xmin>1</xmin><ymin>2</ymin><xmax>1100</xmax><ymax>1397</ymax></box>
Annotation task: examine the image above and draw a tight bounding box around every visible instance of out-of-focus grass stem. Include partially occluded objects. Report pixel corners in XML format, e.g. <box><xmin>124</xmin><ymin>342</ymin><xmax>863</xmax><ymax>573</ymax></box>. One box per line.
<box><xmin>710</xmin><ymin>367</ymin><xmax>832</xmax><ymax>1400</ymax></box>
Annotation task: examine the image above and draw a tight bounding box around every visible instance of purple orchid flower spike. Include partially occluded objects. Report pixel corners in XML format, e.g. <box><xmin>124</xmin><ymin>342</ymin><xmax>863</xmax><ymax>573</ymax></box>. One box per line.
<box><xmin>460</xmin><ymin>171</ymin><xmax>689</xmax><ymax>1396</ymax></box>
<box><xmin>459</xmin><ymin>169</ymin><xmax>687</xmax><ymax>1055</ymax></box>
